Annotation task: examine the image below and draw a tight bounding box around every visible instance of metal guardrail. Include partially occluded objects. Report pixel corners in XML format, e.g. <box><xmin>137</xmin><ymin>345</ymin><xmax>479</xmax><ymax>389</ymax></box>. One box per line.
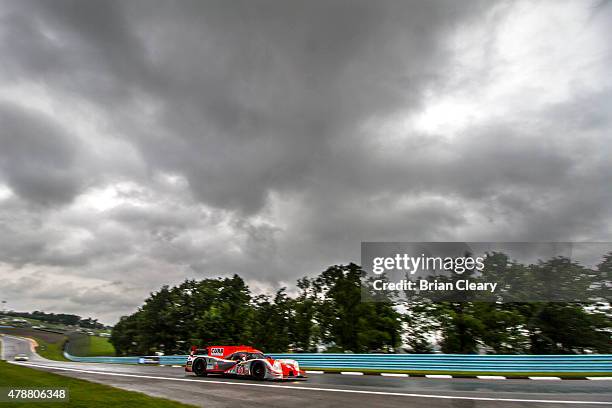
<box><xmin>269</xmin><ymin>354</ymin><xmax>612</xmax><ymax>373</ymax></box>
<box><xmin>64</xmin><ymin>352</ymin><xmax>141</xmax><ymax>364</ymax></box>
<box><xmin>63</xmin><ymin>352</ymin><xmax>612</xmax><ymax>375</ymax></box>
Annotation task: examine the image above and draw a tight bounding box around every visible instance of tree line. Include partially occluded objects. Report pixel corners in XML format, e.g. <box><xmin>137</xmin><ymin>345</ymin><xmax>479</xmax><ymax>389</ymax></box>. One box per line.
<box><xmin>110</xmin><ymin>253</ymin><xmax>611</xmax><ymax>356</ymax></box>
<box><xmin>3</xmin><ymin>310</ymin><xmax>106</xmax><ymax>329</ymax></box>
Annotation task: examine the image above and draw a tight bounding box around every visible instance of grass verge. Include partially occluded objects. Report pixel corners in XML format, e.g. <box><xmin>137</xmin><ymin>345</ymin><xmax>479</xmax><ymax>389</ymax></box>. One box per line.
<box><xmin>32</xmin><ymin>337</ymin><xmax>69</xmax><ymax>361</ymax></box>
<box><xmin>0</xmin><ymin>361</ymin><xmax>196</xmax><ymax>407</ymax></box>
<box><xmin>67</xmin><ymin>333</ymin><xmax>116</xmax><ymax>357</ymax></box>
<box><xmin>87</xmin><ymin>336</ymin><xmax>116</xmax><ymax>356</ymax></box>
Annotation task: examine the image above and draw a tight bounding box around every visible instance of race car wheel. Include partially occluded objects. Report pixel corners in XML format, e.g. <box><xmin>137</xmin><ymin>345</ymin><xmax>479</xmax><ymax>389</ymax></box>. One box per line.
<box><xmin>251</xmin><ymin>361</ymin><xmax>266</xmax><ymax>380</ymax></box>
<box><xmin>192</xmin><ymin>358</ymin><xmax>208</xmax><ymax>377</ymax></box>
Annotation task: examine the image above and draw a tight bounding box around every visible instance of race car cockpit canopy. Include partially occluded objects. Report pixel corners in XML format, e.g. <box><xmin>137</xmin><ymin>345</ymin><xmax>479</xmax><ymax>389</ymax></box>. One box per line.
<box><xmin>226</xmin><ymin>352</ymin><xmax>266</xmax><ymax>361</ymax></box>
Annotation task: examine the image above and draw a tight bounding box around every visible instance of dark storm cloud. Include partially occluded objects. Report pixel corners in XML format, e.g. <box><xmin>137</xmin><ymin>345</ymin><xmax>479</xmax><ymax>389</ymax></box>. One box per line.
<box><xmin>2</xmin><ymin>0</ymin><xmax>492</xmax><ymax>212</ymax></box>
<box><xmin>1</xmin><ymin>0</ymin><xmax>153</xmax><ymax>104</ymax></box>
<box><xmin>120</xmin><ymin>0</ymin><xmax>491</xmax><ymax>213</ymax></box>
<box><xmin>0</xmin><ymin>103</ymin><xmax>83</xmax><ymax>205</ymax></box>
<box><xmin>0</xmin><ymin>0</ymin><xmax>610</xmax><ymax>323</ymax></box>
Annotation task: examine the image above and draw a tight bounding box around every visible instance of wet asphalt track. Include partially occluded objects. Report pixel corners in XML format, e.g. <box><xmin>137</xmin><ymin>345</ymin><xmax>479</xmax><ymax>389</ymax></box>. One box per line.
<box><xmin>1</xmin><ymin>335</ymin><xmax>611</xmax><ymax>408</ymax></box>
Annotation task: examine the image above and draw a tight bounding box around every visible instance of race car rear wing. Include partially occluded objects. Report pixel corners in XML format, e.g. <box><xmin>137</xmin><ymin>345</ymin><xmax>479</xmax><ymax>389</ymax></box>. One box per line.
<box><xmin>190</xmin><ymin>346</ymin><xmax>208</xmax><ymax>356</ymax></box>
<box><xmin>189</xmin><ymin>345</ymin><xmax>262</xmax><ymax>359</ymax></box>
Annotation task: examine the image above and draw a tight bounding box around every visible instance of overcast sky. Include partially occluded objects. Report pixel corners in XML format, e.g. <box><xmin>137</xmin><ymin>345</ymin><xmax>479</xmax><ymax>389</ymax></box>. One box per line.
<box><xmin>0</xmin><ymin>0</ymin><xmax>611</xmax><ymax>324</ymax></box>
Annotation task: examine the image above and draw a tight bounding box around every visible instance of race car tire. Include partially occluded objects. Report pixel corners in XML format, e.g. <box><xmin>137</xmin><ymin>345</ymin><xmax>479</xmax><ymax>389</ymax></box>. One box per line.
<box><xmin>192</xmin><ymin>358</ymin><xmax>208</xmax><ymax>377</ymax></box>
<box><xmin>251</xmin><ymin>361</ymin><xmax>266</xmax><ymax>380</ymax></box>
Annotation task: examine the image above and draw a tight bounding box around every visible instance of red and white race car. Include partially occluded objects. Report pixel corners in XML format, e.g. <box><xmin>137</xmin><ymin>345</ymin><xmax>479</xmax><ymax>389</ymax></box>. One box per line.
<box><xmin>185</xmin><ymin>345</ymin><xmax>306</xmax><ymax>380</ymax></box>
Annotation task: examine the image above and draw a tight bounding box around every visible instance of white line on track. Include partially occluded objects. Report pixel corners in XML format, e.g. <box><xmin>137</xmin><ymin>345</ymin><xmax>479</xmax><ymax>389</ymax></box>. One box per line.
<box><xmin>305</xmin><ymin>370</ymin><xmax>324</xmax><ymax>374</ymax></box>
<box><xmin>529</xmin><ymin>377</ymin><xmax>562</xmax><ymax>380</ymax></box>
<box><xmin>477</xmin><ymin>376</ymin><xmax>506</xmax><ymax>380</ymax></box>
<box><xmin>381</xmin><ymin>373</ymin><xmax>409</xmax><ymax>377</ymax></box>
<box><xmin>0</xmin><ymin>336</ymin><xmax>5</xmax><ymax>361</ymax></box>
<box><xmin>425</xmin><ymin>375</ymin><xmax>452</xmax><ymax>379</ymax></box>
<box><xmin>11</xmin><ymin>361</ymin><xmax>612</xmax><ymax>405</ymax></box>
<box><xmin>587</xmin><ymin>377</ymin><xmax>612</xmax><ymax>381</ymax></box>
<box><xmin>340</xmin><ymin>371</ymin><xmax>363</xmax><ymax>375</ymax></box>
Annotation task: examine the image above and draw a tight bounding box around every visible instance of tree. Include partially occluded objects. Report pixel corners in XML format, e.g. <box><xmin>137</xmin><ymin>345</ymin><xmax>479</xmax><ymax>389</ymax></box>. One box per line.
<box><xmin>402</xmin><ymin>301</ymin><xmax>437</xmax><ymax>353</ymax></box>
<box><xmin>251</xmin><ymin>289</ymin><xmax>292</xmax><ymax>352</ymax></box>
<box><xmin>193</xmin><ymin>275</ymin><xmax>252</xmax><ymax>345</ymax></box>
<box><xmin>110</xmin><ymin>313</ymin><xmax>143</xmax><ymax>355</ymax></box>
<box><xmin>313</xmin><ymin>263</ymin><xmax>401</xmax><ymax>352</ymax></box>
<box><xmin>289</xmin><ymin>278</ymin><xmax>318</xmax><ymax>351</ymax></box>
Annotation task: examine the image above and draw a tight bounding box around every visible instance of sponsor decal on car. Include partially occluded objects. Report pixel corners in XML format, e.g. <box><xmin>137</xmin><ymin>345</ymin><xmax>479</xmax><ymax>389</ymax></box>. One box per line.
<box><xmin>235</xmin><ymin>363</ymin><xmax>250</xmax><ymax>376</ymax></box>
